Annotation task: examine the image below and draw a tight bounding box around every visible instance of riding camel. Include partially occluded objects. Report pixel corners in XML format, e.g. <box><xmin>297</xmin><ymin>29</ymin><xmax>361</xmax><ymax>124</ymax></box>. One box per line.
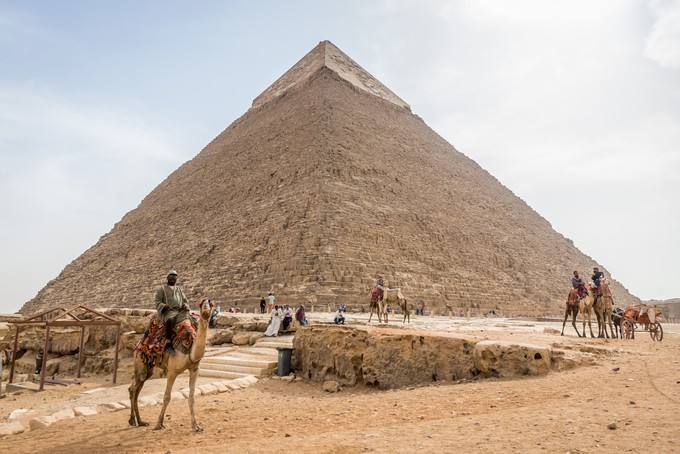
<box><xmin>366</xmin><ymin>286</ymin><xmax>410</xmax><ymax>323</ymax></box>
<box><xmin>593</xmin><ymin>279</ymin><xmax>616</xmax><ymax>338</ymax></box>
<box><xmin>129</xmin><ymin>298</ymin><xmax>212</xmax><ymax>432</ymax></box>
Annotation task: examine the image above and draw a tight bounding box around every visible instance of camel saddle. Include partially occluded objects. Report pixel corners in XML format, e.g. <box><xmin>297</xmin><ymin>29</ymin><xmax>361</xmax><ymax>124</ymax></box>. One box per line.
<box><xmin>136</xmin><ymin>313</ymin><xmax>199</xmax><ymax>365</ymax></box>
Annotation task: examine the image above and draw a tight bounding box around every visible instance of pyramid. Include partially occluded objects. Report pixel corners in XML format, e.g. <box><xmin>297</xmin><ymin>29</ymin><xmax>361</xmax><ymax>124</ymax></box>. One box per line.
<box><xmin>20</xmin><ymin>41</ymin><xmax>639</xmax><ymax>316</ymax></box>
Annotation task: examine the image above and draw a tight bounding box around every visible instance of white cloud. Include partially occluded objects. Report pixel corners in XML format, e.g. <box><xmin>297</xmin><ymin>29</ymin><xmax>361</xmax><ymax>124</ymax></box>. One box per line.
<box><xmin>644</xmin><ymin>0</ymin><xmax>680</xmax><ymax>69</ymax></box>
<box><xmin>0</xmin><ymin>84</ymin><xmax>189</xmax><ymax>310</ymax></box>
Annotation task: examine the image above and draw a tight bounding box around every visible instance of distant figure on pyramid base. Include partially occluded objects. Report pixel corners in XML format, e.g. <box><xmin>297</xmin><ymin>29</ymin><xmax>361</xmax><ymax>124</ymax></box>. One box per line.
<box><xmin>367</xmin><ymin>274</ymin><xmax>386</xmax><ymax>323</ymax></box>
<box><xmin>260</xmin><ymin>296</ymin><xmax>266</xmax><ymax>314</ymax></box>
<box><xmin>334</xmin><ymin>309</ymin><xmax>345</xmax><ymax>325</ymax></box>
<box><xmin>370</xmin><ymin>274</ymin><xmax>385</xmax><ymax>305</ymax></box>
<box><xmin>209</xmin><ymin>303</ymin><xmax>221</xmax><ymax>328</ymax></box>
<box><xmin>571</xmin><ymin>271</ymin><xmax>588</xmax><ymax>299</ymax></box>
<box><xmin>267</xmin><ymin>292</ymin><xmax>276</xmax><ymax>314</ymax></box>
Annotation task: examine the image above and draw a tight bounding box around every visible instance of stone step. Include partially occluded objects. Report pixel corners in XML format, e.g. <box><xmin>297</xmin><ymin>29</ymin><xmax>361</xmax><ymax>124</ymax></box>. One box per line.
<box><xmin>202</xmin><ymin>355</ymin><xmax>277</xmax><ymax>369</ymax></box>
<box><xmin>198</xmin><ymin>369</ymin><xmax>256</xmax><ymax>380</ymax></box>
<box><xmin>200</xmin><ymin>362</ymin><xmax>275</xmax><ymax>376</ymax></box>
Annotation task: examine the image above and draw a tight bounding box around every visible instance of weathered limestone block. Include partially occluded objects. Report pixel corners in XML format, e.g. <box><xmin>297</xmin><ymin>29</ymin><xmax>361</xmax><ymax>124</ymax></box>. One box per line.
<box><xmin>51</xmin><ymin>407</ymin><xmax>75</xmax><ymax>421</ymax></box>
<box><xmin>209</xmin><ymin>329</ymin><xmax>234</xmax><ymax>346</ymax></box>
<box><xmin>248</xmin><ymin>332</ymin><xmax>265</xmax><ymax>345</ymax></box>
<box><xmin>473</xmin><ymin>341</ymin><xmax>551</xmax><ymax>377</ymax></box>
<box><xmin>198</xmin><ymin>383</ymin><xmax>219</xmax><ymax>396</ymax></box>
<box><xmin>50</xmin><ymin>329</ymin><xmax>83</xmax><ymax>354</ymax></box>
<box><xmin>294</xmin><ymin>326</ymin><xmax>476</xmax><ymax>389</ymax></box>
<box><xmin>73</xmin><ymin>406</ymin><xmax>99</xmax><ymax>417</ymax></box>
<box><xmin>231</xmin><ymin>331</ymin><xmax>255</xmax><ymax>346</ymax></box>
<box><xmin>29</xmin><ymin>416</ymin><xmax>57</xmax><ymax>430</ymax></box>
<box><xmin>0</xmin><ymin>421</ymin><xmax>26</xmax><ymax>436</ymax></box>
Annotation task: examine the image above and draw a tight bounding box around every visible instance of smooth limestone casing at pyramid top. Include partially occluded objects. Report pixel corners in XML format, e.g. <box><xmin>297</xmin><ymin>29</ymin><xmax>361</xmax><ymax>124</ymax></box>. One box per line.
<box><xmin>20</xmin><ymin>41</ymin><xmax>639</xmax><ymax>316</ymax></box>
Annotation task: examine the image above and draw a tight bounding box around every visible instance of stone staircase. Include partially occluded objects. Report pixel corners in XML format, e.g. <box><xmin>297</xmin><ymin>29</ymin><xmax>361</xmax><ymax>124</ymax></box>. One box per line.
<box><xmin>199</xmin><ymin>334</ymin><xmax>294</xmax><ymax>380</ymax></box>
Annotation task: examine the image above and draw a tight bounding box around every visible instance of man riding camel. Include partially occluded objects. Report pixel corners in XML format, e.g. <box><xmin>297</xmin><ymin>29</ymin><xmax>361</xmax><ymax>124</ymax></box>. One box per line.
<box><xmin>571</xmin><ymin>271</ymin><xmax>587</xmax><ymax>299</ymax></box>
<box><xmin>591</xmin><ymin>266</ymin><xmax>605</xmax><ymax>299</ymax></box>
<box><xmin>156</xmin><ymin>270</ymin><xmax>192</xmax><ymax>349</ymax></box>
<box><xmin>371</xmin><ymin>274</ymin><xmax>386</xmax><ymax>304</ymax></box>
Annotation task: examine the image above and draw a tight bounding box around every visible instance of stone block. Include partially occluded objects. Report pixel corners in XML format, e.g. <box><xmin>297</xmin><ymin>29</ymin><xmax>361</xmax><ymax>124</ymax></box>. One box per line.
<box><xmin>73</xmin><ymin>406</ymin><xmax>99</xmax><ymax>417</ymax></box>
<box><xmin>0</xmin><ymin>421</ymin><xmax>25</xmax><ymax>436</ymax></box>
<box><xmin>51</xmin><ymin>407</ymin><xmax>75</xmax><ymax>421</ymax></box>
<box><xmin>29</xmin><ymin>416</ymin><xmax>57</xmax><ymax>430</ymax></box>
<box><xmin>473</xmin><ymin>341</ymin><xmax>551</xmax><ymax>377</ymax></box>
<box><xmin>198</xmin><ymin>383</ymin><xmax>219</xmax><ymax>396</ymax></box>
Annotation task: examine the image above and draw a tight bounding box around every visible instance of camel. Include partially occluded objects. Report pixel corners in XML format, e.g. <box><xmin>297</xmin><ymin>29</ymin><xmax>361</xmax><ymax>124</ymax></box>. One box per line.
<box><xmin>593</xmin><ymin>279</ymin><xmax>616</xmax><ymax>338</ymax></box>
<box><xmin>561</xmin><ymin>288</ymin><xmax>581</xmax><ymax>336</ymax></box>
<box><xmin>366</xmin><ymin>287</ymin><xmax>383</xmax><ymax>323</ymax></box>
<box><xmin>579</xmin><ymin>285</ymin><xmax>597</xmax><ymax>338</ymax></box>
<box><xmin>129</xmin><ymin>298</ymin><xmax>212</xmax><ymax>432</ymax></box>
<box><xmin>380</xmin><ymin>288</ymin><xmax>408</xmax><ymax>324</ymax></box>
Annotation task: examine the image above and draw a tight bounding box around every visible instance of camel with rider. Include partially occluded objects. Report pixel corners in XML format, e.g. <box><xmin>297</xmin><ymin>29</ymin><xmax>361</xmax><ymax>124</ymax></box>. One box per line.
<box><xmin>128</xmin><ymin>298</ymin><xmax>212</xmax><ymax>432</ymax></box>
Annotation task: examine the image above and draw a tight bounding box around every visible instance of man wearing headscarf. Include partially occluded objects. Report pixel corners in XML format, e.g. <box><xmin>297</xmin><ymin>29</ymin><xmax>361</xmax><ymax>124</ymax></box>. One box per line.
<box><xmin>156</xmin><ymin>270</ymin><xmax>192</xmax><ymax>342</ymax></box>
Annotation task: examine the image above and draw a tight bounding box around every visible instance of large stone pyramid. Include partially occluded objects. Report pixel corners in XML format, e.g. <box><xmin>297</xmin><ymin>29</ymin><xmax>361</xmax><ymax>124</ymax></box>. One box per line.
<box><xmin>20</xmin><ymin>41</ymin><xmax>639</xmax><ymax>316</ymax></box>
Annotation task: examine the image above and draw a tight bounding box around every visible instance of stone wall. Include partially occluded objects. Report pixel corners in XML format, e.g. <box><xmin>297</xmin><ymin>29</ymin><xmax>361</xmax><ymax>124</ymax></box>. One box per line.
<box><xmin>293</xmin><ymin>325</ymin><xmax>594</xmax><ymax>389</ymax></box>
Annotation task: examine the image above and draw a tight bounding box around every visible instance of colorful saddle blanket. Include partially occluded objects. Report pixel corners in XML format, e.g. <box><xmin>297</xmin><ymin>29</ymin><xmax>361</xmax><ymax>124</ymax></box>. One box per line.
<box><xmin>371</xmin><ymin>287</ymin><xmax>383</xmax><ymax>304</ymax></box>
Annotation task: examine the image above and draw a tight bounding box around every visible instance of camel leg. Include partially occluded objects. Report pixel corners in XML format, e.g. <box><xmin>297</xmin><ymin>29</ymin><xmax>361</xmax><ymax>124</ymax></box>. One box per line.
<box><xmin>129</xmin><ymin>355</ymin><xmax>152</xmax><ymax>427</ymax></box>
<box><xmin>154</xmin><ymin>368</ymin><xmax>179</xmax><ymax>430</ymax></box>
<box><xmin>188</xmin><ymin>367</ymin><xmax>203</xmax><ymax>432</ymax></box>
<box><xmin>571</xmin><ymin>311</ymin><xmax>581</xmax><ymax>337</ymax></box>
<box><xmin>561</xmin><ymin>309</ymin><xmax>568</xmax><ymax>336</ymax></box>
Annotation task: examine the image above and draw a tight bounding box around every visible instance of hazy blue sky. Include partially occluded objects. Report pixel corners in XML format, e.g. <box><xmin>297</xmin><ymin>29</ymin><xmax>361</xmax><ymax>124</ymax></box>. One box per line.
<box><xmin>1</xmin><ymin>1</ymin><xmax>679</xmax><ymax>313</ymax></box>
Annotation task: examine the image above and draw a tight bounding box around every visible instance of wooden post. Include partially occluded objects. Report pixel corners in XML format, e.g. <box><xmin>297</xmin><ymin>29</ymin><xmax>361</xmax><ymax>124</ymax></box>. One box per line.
<box><xmin>9</xmin><ymin>327</ymin><xmax>19</xmax><ymax>384</ymax></box>
<box><xmin>39</xmin><ymin>326</ymin><xmax>50</xmax><ymax>391</ymax></box>
<box><xmin>112</xmin><ymin>325</ymin><xmax>120</xmax><ymax>384</ymax></box>
<box><xmin>76</xmin><ymin>325</ymin><xmax>85</xmax><ymax>378</ymax></box>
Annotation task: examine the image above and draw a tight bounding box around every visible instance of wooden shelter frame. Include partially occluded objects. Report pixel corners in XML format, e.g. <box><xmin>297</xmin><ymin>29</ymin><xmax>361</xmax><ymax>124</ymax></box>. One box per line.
<box><xmin>7</xmin><ymin>305</ymin><xmax>121</xmax><ymax>391</ymax></box>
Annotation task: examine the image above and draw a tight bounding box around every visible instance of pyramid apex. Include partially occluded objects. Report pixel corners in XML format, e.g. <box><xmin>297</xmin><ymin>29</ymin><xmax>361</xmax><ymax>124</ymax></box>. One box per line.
<box><xmin>251</xmin><ymin>41</ymin><xmax>410</xmax><ymax>111</ymax></box>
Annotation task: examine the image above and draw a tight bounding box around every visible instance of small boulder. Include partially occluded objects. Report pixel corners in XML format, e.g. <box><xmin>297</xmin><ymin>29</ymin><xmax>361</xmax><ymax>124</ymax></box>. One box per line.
<box><xmin>323</xmin><ymin>380</ymin><xmax>340</xmax><ymax>393</ymax></box>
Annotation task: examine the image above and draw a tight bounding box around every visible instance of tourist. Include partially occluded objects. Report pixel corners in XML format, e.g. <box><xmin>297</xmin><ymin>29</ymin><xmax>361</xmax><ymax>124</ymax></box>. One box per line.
<box><xmin>334</xmin><ymin>309</ymin><xmax>345</xmax><ymax>325</ymax></box>
<box><xmin>571</xmin><ymin>271</ymin><xmax>587</xmax><ymax>298</ymax></box>
<box><xmin>264</xmin><ymin>305</ymin><xmax>282</xmax><ymax>337</ymax></box>
<box><xmin>155</xmin><ymin>269</ymin><xmax>192</xmax><ymax>346</ymax></box>
<box><xmin>260</xmin><ymin>296</ymin><xmax>266</xmax><ymax>314</ymax></box>
<box><xmin>267</xmin><ymin>292</ymin><xmax>275</xmax><ymax>314</ymax></box>
<box><xmin>209</xmin><ymin>304</ymin><xmax>221</xmax><ymax>328</ymax></box>
<box><xmin>282</xmin><ymin>305</ymin><xmax>294</xmax><ymax>332</ymax></box>
<box><xmin>295</xmin><ymin>304</ymin><xmax>308</xmax><ymax>326</ymax></box>
<box><xmin>35</xmin><ymin>350</ymin><xmax>43</xmax><ymax>374</ymax></box>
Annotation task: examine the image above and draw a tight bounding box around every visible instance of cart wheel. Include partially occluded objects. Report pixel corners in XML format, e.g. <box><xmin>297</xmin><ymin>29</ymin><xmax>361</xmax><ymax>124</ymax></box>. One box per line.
<box><xmin>649</xmin><ymin>322</ymin><xmax>663</xmax><ymax>342</ymax></box>
<box><xmin>621</xmin><ymin>319</ymin><xmax>634</xmax><ymax>340</ymax></box>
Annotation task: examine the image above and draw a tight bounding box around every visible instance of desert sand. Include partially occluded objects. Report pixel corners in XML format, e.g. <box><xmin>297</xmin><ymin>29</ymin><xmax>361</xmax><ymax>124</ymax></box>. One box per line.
<box><xmin>1</xmin><ymin>314</ymin><xmax>678</xmax><ymax>453</ymax></box>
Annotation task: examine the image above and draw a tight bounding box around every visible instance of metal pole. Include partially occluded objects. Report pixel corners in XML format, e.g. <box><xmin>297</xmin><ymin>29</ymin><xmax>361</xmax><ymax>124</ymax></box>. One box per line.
<box><xmin>112</xmin><ymin>325</ymin><xmax>120</xmax><ymax>384</ymax></box>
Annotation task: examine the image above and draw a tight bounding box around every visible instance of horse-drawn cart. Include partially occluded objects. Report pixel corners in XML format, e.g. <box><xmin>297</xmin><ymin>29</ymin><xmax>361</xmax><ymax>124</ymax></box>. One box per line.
<box><xmin>615</xmin><ymin>305</ymin><xmax>663</xmax><ymax>341</ymax></box>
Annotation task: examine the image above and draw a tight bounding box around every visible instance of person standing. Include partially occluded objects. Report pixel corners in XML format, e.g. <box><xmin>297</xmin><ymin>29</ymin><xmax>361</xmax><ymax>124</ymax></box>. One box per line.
<box><xmin>155</xmin><ymin>269</ymin><xmax>192</xmax><ymax>345</ymax></box>
<box><xmin>264</xmin><ymin>305</ymin><xmax>282</xmax><ymax>336</ymax></box>
<box><xmin>260</xmin><ymin>296</ymin><xmax>266</xmax><ymax>314</ymax></box>
<box><xmin>267</xmin><ymin>292</ymin><xmax>275</xmax><ymax>314</ymax></box>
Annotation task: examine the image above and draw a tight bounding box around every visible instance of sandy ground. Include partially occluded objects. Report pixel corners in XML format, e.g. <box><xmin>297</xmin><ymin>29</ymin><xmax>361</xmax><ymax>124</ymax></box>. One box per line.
<box><xmin>1</xmin><ymin>314</ymin><xmax>678</xmax><ymax>453</ymax></box>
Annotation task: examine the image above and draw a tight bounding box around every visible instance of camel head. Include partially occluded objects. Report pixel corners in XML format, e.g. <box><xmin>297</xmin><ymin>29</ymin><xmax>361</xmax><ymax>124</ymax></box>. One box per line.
<box><xmin>198</xmin><ymin>298</ymin><xmax>214</xmax><ymax>321</ymax></box>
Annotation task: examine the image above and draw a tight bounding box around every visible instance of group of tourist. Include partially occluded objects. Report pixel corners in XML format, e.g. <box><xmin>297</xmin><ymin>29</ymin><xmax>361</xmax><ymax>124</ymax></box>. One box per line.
<box><xmin>571</xmin><ymin>266</ymin><xmax>607</xmax><ymax>299</ymax></box>
<box><xmin>264</xmin><ymin>304</ymin><xmax>308</xmax><ymax>337</ymax></box>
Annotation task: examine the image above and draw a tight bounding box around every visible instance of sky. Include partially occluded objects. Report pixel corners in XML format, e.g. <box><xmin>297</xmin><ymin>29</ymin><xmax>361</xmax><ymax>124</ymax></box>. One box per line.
<box><xmin>1</xmin><ymin>1</ymin><xmax>679</xmax><ymax>314</ymax></box>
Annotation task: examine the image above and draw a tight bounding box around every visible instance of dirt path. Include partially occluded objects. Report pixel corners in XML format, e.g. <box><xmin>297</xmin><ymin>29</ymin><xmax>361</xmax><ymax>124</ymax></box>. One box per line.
<box><xmin>1</xmin><ymin>317</ymin><xmax>678</xmax><ymax>453</ymax></box>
